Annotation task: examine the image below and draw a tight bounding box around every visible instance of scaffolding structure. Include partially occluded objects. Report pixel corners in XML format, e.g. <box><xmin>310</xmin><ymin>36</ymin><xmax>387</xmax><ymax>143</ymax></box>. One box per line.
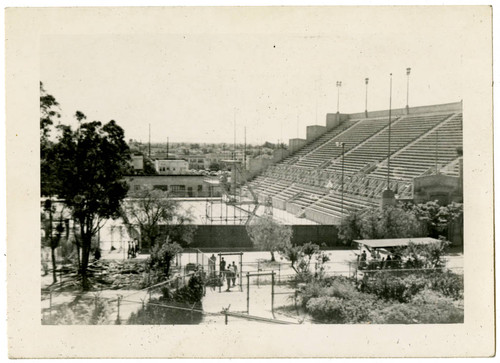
<box><xmin>205</xmin><ymin>159</ymin><xmax>259</xmax><ymax>225</ymax></box>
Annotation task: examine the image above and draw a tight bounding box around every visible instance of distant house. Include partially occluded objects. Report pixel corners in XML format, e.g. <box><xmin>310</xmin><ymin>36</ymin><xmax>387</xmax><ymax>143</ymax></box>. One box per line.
<box><xmin>154</xmin><ymin>159</ymin><xmax>189</xmax><ymax>175</ymax></box>
<box><xmin>127</xmin><ymin>175</ymin><xmax>222</xmax><ymax>197</ymax></box>
<box><xmin>187</xmin><ymin>155</ymin><xmax>208</xmax><ymax>170</ymax></box>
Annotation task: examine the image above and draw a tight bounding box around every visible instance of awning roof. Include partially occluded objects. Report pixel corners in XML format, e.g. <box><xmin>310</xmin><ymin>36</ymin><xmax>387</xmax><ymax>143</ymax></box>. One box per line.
<box><xmin>353</xmin><ymin>237</ymin><xmax>441</xmax><ymax>249</ymax></box>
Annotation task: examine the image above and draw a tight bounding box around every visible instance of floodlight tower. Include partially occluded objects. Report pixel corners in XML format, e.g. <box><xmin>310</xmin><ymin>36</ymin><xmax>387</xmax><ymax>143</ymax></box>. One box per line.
<box><xmin>406</xmin><ymin>67</ymin><xmax>411</xmax><ymax>114</ymax></box>
<box><xmin>364</xmin><ymin>77</ymin><xmax>369</xmax><ymax>118</ymax></box>
<box><xmin>381</xmin><ymin>73</ymin><xmax>396</xmax><ymax>208</ymax></box>
<box><xmin>336</xmin><ymin>81</ymin><xmax>342</xmax><ymax>121</ymax></box>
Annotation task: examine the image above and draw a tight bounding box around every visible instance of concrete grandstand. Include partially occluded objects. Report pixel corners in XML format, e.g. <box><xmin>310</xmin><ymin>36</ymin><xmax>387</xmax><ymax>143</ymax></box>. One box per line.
<box><xmin>242</xmin><ymin>101</ymin><xmax>463</xmax><ymax>226</ymax></box>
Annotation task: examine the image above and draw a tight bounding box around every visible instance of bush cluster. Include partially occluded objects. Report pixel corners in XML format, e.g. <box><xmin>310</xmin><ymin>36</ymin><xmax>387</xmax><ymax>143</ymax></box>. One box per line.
<box><xmin>360</xmin><ymin>272</ymin><xmax>428</xmax><ymax>303</ymax></box>
<box><xmin>428</xmin><ymin>271</ymin><xmax>464</xmax><ymax>300</ymax></box>
<box><xmin>299</xmin><ymin>276</ymin><xmax>378</xmax><ymax>323</ymax></box>
<box><xmin>298</xmin><ymin>272</ymin><xmax>464</xmax><ymax>324</ymax></box>
<box><xmin>369</xmin><ymin>290</ymin><xmax>464</xmax><ymax>324</ymax></box>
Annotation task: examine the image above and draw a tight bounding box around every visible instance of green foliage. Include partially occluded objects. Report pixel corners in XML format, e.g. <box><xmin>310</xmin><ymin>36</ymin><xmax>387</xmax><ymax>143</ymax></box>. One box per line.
<box><xmin>246</xmin><ymin>215</ymin><xmax>293</xmax><ymax>261</ymax></box>
<box><xmin>128</xmin><ymin>299</ymin><xmax>203</xmax><ymax>325</ymax></box>
<box><xmin>279</xmin><ymin>242</ymin><xmax>328</xmax><ymax>279</ymax></box>
<box><xmin>428</xmin><ymin>271</ymin><xmax>464</xmax><ymax>300</ymax></box>
<box><xmin>339</xmin><ymin>201</ymin><xmax>462</xmax><ymax>243</ymax></box>
<box><xmin>338</xmin><ymin>209</ymin><xmax>364</xmax><ymax>245</ymax></box>
<box><xmin>129</xmin><ymin>273</ymin><xmax>205</xmax><ymax>325</ymax></box>
<box><xmin>209</xmin><ymin>161</ymin><xmax>221</xmax><ymax>171</ymax></box>
<box><xmin>147</xmin><ymin>240</ymin><xmax>183</xmax><ymax>282</ymax></box>
<box><xmin>360</xmin><ymin>272</ymin><xmax>428</xmax><ymax>303</ymax></box>
<box><xmin>122</xmin><ymin>189</ymin><xmax>196</xmax><ymax>250</ymax></box>
<box><xmin>369</xmin><ymin>290</ymin><xmax>463</xmax><ymax>324</ymax></box>
<box><xmin>45</xmin><ymin>114</ymin><xmax>132</xmax><ymax>289</ymax></box>
<box><xmin>393</xmin><ymin>239</ymin><xmax>450</xmax><ymax>269</ymax></box>
<box><xmin>40</xmin><ymin>82</ymin><xmax>62</xmax><ymax>197</ymax></box>
<box><xmin>172</xmin><ymin>274</ymin><xmax>205</xmax><ymax>304</ymax></box>
<box><xmin>410</xmin><ymin>201</ymin><xmax>463</xmax><ymax>238</ymax></box>
<box><xmin>42</xmin><ymin>294</ymin><xmax>110</xmax><ymax>325</ymax></box>
<box><xmin>301</xmin><ymin>276</ymin><xmax>378</xmax><ymax>323</ymax></box>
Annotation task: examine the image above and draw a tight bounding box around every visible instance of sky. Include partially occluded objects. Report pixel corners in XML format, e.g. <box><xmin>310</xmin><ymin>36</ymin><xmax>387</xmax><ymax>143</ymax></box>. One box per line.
<box><xmin>40</xmin><ymin>7</ymin><xmax>467</xmax><ymax>145</ymax></box>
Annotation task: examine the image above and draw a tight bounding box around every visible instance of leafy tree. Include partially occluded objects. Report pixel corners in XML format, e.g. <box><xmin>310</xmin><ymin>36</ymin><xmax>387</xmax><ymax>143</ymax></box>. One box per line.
<box><xmin>40</xmin><ymin>82</ymin><xmax>61</xmax><ymax>197</ymax></box>
<box><xmin>147</xmin><ymin>238</ymin><xmax>183</xmax><ymax>281</ymax></box>
<box><xmin>41</xmin><ymin>199</ymin><xmax>66</xmax><ymax>284</ymax></box>
<box><xmin>340</xmin><ymin>206</ymin><xmax>426</xmax><ymax>242</ymax></box>
<box><xmin>338</xmin><ymin>209</ymin><xmax>364</xmax><ymax>245</ymax></box>
<box><xmin>143</xmin><ymin>156</ymin><xmax>158</xmax><ymax>175</ymax></box>
<box><xmin>279</xmin><ymin>242</ymin><xmax>329</xmax><ymax>279</ymax></box>
<box><xmin>209</xmin><ymin>162</ymin><xmax>221</xmax><ymax>172</ymax></box>
<box><xmin>410</xmin><ymin>201</ymin><xmax>463</xmax><ymax>239</ymax></box>
<box><xmin>246</xmin><ymin>215</ymin><xmax>292</xmax><ymax>261</ymax></box>
<box><xmin>48</xmin><ymin>113</ymin><xmax>132</xmax><ymax>289</ymax></box>
<box><xmin>121</xmin><ymin>189</ymin><xmax>196</xmax><ymax>251</ymax></box>
<box><xmin>377</xmin><ymin>206</ymin><xmax>424</xmax><ymax>239</ymax></box>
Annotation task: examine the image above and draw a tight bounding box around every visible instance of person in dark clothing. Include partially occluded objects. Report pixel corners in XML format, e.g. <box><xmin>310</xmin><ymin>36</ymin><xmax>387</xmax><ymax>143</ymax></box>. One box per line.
<box><xmin>220</xmin><ymin>257</ymin><xmax>226</xmax><ymax>284</ymax></box>
<box><xmin>386</xmin><ymin>254</ymin><xmax>392</xmax><ymax>269</ymax></box>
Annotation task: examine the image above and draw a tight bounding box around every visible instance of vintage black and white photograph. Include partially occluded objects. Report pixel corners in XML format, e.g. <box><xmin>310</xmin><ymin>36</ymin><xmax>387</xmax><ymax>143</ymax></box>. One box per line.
<box><xmin>5</xmin><ymin>4</ymin><xmax>495</xmax><ymax>359</ymax></box>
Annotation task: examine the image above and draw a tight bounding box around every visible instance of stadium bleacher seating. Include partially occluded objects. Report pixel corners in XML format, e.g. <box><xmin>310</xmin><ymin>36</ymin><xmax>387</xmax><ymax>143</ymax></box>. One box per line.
<box><xmin>245</xmin><ymin>105</ymin><xmax>463</xmax><ymax>224</ymax></box>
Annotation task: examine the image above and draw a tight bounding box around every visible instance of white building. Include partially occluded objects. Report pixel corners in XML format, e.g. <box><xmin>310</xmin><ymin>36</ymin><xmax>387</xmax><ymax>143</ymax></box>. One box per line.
<box><xmin>154</xmin><ymin>159</ymin><xmax>189</xmax><ymax>175</ymax></box>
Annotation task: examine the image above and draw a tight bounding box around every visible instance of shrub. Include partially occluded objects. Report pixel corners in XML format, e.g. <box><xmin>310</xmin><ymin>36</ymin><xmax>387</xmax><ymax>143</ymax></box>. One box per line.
<box><xmin>306</xmin><ymin>294</ymin><xmax>377</xmax><ymax>324</ymax></box>
<box><xmin>369</xmin><ymin>290</ymin><xmax>463</xmax><ymax>324</ymax></box>
<box><xmin>300</xmin><ymin>276</ymin><xmax>379</xmax><ymax>323</ymax></box>
<box><xmin>172</xmin><ymin>274</ymin><xmax>205</xmax><ymax>304</ymax></box>
<box><xmin>360</xmin><ymin>272</ymin><xmax>427</xmax><ymax>303</ymax></box>
<box><xmin>306</xmin><ymin>296</ymin><xmax>346</xmax><ymax>323</ymax></box>
<box><xmin>428</xmin><ymin>271</ymin><xmax>464</xmax><ymax>300</ymax></box>
<box><xmin>298</xmin><ymin>279</ymin><xmax>324</xmax><ymax>308</ymax></box>
<box><xmin>42</xmin><ymin>295</ymin><xmax>110</xmax><ymax>325</ymax></box>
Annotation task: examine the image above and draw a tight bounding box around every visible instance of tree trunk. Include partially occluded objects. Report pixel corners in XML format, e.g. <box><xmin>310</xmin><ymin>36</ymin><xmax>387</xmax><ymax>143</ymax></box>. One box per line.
<box><xmin>270</xmin><ymin>250</ymin><xmax>275</xmax><ymax>262</ymax></box>
<box><xmin>76</xmin><ymin>244</ymin><xmax>81</xmax><ymax>271</ymax></box>
<box><xmin>165</xmin><ymin>257</ymin><xmax>171</xmax><ymax>278</ymax></box>
<box><xmin>80</xmin><ymin>227</ymin><xmax>92</xmax><ymax>290</ymax></box>
<box><xmin>51</xmin><ymin>247</ymin><xmax>57</xmax><ymax>284</ymax></box>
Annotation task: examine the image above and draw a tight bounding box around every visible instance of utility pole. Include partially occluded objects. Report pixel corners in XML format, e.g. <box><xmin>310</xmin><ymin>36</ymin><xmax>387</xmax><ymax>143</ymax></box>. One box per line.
<box><xmin>148</xmin><ymin>123</ymin><xmax>151</xmax><ymax>158</ymax></box>
<box><xmin>233</xmin><ymin>109</ymin><xmax>236</xmax><ymax>160</ymax></box>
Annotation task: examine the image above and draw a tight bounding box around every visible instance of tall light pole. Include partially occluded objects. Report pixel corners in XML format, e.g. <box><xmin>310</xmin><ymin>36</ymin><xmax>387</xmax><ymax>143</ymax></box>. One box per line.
<box><xmin>387</xmin><ymin>73</ymin><xmax>393</xmax><ymax>189</ymax></box>
<box><xmin>406</xmin><ymin>67</ymin><xmax>411</xmax><ymax>114</ymax></box>
<box><xmin>435</xmin><ymin>128</ymin><xmax>439</xmax><ymax>174</ymax></box>
<box><xmin>336</xmin><ymin>81</ymin><xmax>342</xmax><ymax>121</ymax></box>
<box><xmin>336</xmin><ymin>141</ymin><xmax>345</xmax><ymax>218</ymax></box>
<box><xmin>364</xmin><ymin>77</ymin><xmax>369</xmax><ymax>118</ymax></box>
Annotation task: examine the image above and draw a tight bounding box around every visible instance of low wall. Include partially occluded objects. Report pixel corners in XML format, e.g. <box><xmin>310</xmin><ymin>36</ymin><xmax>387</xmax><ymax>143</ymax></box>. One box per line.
<box><xmin>305</xmin><ymin>208</ymin><xmax>340</xmax><ymax>225</ymax></box>
<box><xmin>326</xmin><ymin>113</ymin><xmax>349</xmax><ymax>129</ymax></box>
<box><xmin>306</xmin><ymin>125</ymin><xmax>326</xmax><ymax>141</ymax></box>
<box><xmin>289</xmin><ymin>138</ymin><xmax>307</xmax><ymax>153</ymax></box>
<box><xmin>190</xmin><ymin>224</ymin><xmax>341</xmax><ymax>249</ymax></box>
<box><xmin>347</xmin><ymin>101</ymin><xmax>462</xmax><ymax>120</ymax></box>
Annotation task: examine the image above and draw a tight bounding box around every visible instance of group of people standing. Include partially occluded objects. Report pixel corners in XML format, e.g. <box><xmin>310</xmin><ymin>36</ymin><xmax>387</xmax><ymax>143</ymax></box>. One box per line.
<box><xmin>207</xmin><ymin>254</ymin><xmax>239</xmax><ymax>291</ymax></box>
<box><xmin>128</xmin><ymin>240</ymin><xmax>139</xmax><ymax>259</ymax></box>
<box><xmin>358</xmin><ymin>249</ymin><xmax>401</xmax><ymax>270</ymax></box>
